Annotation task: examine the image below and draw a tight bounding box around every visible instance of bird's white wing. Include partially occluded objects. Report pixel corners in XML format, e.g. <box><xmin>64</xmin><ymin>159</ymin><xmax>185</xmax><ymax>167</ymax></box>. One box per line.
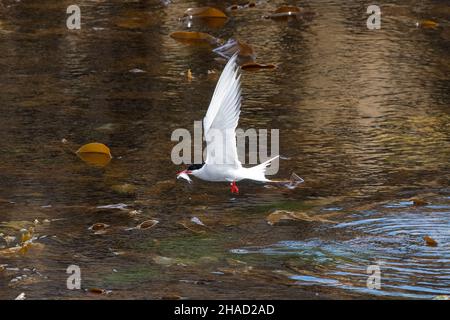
<box><xmin>203</xmin><ymin>53</ymin><xmax>242</xmax><ymax>168</ymax></box>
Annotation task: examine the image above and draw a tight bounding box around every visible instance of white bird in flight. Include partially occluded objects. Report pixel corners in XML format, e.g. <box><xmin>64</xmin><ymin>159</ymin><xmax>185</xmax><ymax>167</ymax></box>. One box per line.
<box><xmin>177</xmin><ymin>54</ymin><xmax>292</xmax><ymax>194</ymax></box>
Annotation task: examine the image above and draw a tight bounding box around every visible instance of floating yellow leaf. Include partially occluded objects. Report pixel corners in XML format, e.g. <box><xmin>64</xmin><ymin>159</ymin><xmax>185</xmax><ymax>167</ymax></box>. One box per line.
<box><xmin>187</xmin><ymin>69</ymin><xmax>193</xmax><ymax>81</ymax></box>
<box><xmin>21</xmin><ymin>230</ymin><xmax>33</xmax><ymax>243</ymax></box>
<box><xmin>423</xmin><ymin>236</ymin><xmax>438</xmax><ymax>247</ymax></box>
<box><xmin>18</xmin><ymin>243</ymin><xmax>30</xmax><ymax>254</ymax></box>
<box><xmin>76</xmin><ymin>142</ymin><xmax>112</xmax><ymax>167</ymax></box>
<box><xmin>77</xmin><ymin>153</ymin><xmax>111</xmax><ymax>167</ymax></box>
<box><xmin>76</xmin><ymin>142</ymin><xmax>111</xmax><ymax>156</ymax></box>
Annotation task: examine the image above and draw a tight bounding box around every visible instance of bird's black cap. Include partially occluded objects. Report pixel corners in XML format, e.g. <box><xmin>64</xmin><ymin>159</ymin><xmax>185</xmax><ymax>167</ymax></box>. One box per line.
<box><xmin>187</xmin><ymin>163</ymin><xmax>204</xmax><ymax>171</ymax></box>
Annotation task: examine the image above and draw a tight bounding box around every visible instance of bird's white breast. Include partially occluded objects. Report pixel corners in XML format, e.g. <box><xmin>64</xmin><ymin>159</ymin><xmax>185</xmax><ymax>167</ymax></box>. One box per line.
<box><xmin>193</xmin><ymin>164</ymin><xmax>244</xmax><ymax>182</ymax></box>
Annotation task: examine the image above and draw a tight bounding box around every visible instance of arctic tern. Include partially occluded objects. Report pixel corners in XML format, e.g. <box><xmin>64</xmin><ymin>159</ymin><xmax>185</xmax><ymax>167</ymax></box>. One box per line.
<box><xmin>176</xmin><ymin>53</ymin><xmax>282</xmax><ymax>194</ymax></box>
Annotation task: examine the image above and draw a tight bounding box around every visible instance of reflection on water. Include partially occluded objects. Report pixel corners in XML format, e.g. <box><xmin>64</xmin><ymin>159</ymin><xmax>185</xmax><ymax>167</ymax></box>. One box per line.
<box><xmin>0</xmin><ymin>0</ymin><xmax>449</xmax><ymax>299</ymax></box>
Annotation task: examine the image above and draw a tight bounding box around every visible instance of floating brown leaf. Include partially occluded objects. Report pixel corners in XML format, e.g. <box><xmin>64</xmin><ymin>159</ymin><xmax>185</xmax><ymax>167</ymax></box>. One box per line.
<box><xmin>182</xmin><ymin>7</ymin><xmax>228</xmax><ymax>28</ymax></box>
<box><xmin>170</xmin><ymin>31</ymin><xmax>220</xmax><ymax>46</ymax></box>
<box><xmin>241</xmin><ymin>63</ymin><xmax>277</xmax><ymax>70</ymax></box>
<box><xmin>183</xmin><ymin>7</ymin><xmax>227</xmax><ymax>19</ymax></box>
<box><xmin>111</xmin><ymin>184</ymin><xmax>137</xmax><ymax>195</ymax></box>
<box><xmin>266</xmin><ymin>6</ymin><xmax>315</xmax><ymax>21</ymax></box>
<box><xmin>267</xmin><ymin>210</ymin><xmax>336</xmax><ymax>225</ymax></box>
<box><xmin>227</xmin><ymin>4</ymin><xmax>240</xmax><ymax>11</ymax></box>
<box><xmin>265</xmin><ymin>6</ymin><xmax>302</xmax><ymax>20</ymax></box>
<box><xmin>137</xmin><ymin>219</ymin><xmax>159</xmax><ymax>230</ymax></box>
<box><xmin>417</xmin><ymin>20</ymin><xmax>439</xmax><ymax>29</ymax></box>
<box><xmin>423</xmin><ymin>236</ymin><xmax>438</xmax><ymax>247</ymax></box>
<box><xmin>213</xmin><ymin>38</ymin><xmax>255</xmax><ymax>61</ymax></box>
<box><xmin>411</xmin><ymin>198</ymin><xmax>429</xmax><ymax>206</ymax></box>
<box><xmin>89</xmin><ymin>223</ymin><xmax>109</xmax><ymax>232</ymax></box>
<box><xmin>274</xmin><ymin>6</ymin><xmax>302</xmax><ymax>14</ymax></box>
<box><xmin>88</xmin><ymin>288</ymin><xmax>110</xmax><ymax>295</ymax></box>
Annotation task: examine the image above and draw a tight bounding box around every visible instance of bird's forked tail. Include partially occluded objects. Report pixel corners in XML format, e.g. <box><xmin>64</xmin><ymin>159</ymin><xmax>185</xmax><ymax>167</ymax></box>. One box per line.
<box><xmin>246</xmin><ymin>155</ymin><xmax>279</xmax><ymax>182</ymax></box>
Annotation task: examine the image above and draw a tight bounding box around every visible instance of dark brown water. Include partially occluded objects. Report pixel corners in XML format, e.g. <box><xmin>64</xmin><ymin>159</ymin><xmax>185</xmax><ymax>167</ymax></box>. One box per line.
<box><xmin>0</xmin><ymin>0</ymin><xmax>449</xmax><ymax>299</ymax></box>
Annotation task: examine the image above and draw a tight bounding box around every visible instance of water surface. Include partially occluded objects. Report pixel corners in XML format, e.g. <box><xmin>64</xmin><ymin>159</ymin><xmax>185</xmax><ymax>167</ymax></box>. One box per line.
<box><xmin>0</xmin><ymin>0</ymin><xmax>449</xmax><ymax>299</ymax></box>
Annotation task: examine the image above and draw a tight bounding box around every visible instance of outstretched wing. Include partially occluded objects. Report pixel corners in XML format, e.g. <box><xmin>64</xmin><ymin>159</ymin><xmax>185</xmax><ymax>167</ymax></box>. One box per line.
<box><xmin>203</xmin><ymin>53</ymin><xmax>242</xmax><ymax>168</ymax></box>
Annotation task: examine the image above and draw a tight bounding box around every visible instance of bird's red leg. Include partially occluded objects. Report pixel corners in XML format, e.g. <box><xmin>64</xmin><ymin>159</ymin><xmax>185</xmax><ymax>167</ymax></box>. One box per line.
<box><xmin>230</xmin><ymin>180</ymin><xmax>239</xmax><ymax>194</ymax></box>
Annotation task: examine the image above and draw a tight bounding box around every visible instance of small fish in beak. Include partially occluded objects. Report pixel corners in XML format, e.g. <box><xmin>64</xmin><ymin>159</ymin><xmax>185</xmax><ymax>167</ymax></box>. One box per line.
<box><xmin>176</xmin><ymin>170</ymin><xmax>192</xmax><ymax>183</ymax></box>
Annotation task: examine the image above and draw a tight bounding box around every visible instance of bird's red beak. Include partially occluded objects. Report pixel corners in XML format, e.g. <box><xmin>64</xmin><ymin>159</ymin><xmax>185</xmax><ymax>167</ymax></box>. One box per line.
<box><xmin>176</xmin><ymin>169</ymin><xmax>191</xmax><ymax>175</ymax></box>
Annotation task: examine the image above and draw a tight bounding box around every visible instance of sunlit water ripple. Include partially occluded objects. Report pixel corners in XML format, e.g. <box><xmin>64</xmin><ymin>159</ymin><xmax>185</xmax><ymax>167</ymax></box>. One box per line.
<box><xmin>232</xmin><ymin>198</ymin><xmax>450</xmax><ymax>298</ymax></box>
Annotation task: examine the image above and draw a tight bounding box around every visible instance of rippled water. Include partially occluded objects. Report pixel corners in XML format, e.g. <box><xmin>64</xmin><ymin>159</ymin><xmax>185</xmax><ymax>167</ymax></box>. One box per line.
<box><xmin>0</xmin><ymin>0</ymin><xmax>449</xmax><ymax>299</ymax></box>
<box><xmin>233</xmin><ymin>197</ymin><xmax>450</xmax><ymax>298</ymax></box>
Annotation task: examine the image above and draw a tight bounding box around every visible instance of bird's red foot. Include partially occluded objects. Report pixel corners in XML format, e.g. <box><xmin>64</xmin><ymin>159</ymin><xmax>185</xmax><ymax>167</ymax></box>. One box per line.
<box><xmin>230</xmin><ymin>181</ymin><xmax>239</xmax><ymax>194</ymax></box>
